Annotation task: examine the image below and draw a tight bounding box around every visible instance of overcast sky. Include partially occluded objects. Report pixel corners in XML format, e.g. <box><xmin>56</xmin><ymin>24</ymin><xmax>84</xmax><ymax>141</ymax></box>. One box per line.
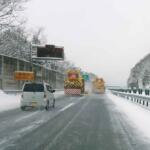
<box><xmin>24</xmin><ymin>0</ymin><xmax>150</xmax><ymax>86</ymax></box>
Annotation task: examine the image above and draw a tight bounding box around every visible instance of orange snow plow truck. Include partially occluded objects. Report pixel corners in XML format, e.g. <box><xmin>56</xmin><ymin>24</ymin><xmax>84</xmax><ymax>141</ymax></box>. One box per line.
<box><xmin>92</xmin><ymin>77</ymin><xmax>105</xmax><ymax>94</ymax></box>
<box><xmin>64</xmin><ymin>70</ymin><xmax>84</xmax><ymax>95</ymax></box>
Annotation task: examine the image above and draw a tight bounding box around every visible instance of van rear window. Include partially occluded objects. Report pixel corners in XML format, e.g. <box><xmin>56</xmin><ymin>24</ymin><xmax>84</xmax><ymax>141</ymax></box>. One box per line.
<box><xmin>23</xmin><ymin>83</ymin><xmax>44</xmax><ymax>92</ymax></box>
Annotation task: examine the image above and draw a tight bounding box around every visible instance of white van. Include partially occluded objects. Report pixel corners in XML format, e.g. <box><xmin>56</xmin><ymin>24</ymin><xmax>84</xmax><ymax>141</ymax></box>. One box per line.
<box><xmin>20</xmin><ymin>82</ymin><xmax>55</xmax><ymax>110</ymax></box>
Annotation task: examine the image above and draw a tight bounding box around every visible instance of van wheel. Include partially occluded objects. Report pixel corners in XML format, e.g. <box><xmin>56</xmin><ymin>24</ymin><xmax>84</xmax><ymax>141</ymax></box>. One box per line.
<box><xmin>45</xmin><ymin>100</ymin><xmax>50</xmax><ymax>111</ymax></box>
<box><xmin>45</xmin><ymin>105</ymin><xmax>49</xmax><ymax>110</ymax></box>
<box><xmin>52</xmin><ymin>98</ymin><xmax>55</xmax><ymax>108</ymax></box>
<box><xmin>21</xmin><ymin>106</ymin><xmax>26</xmax><ymax>111</ymax></box>
<box><xmin>40</xmin><ymin>106</ymin><xmax>44</xmax><ymax>110</ymax></box>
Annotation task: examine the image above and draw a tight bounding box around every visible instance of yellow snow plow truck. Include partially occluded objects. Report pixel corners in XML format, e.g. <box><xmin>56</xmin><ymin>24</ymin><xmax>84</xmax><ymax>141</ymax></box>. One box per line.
<box><xmin>92</xmin><ymin>77</ymin><xmax>105</xmax><ymax>94</ymax></box>
<box><xmin>64</xmin><ymin>70</ymin><xmax>84</xmax><ymax>95</ymax></box>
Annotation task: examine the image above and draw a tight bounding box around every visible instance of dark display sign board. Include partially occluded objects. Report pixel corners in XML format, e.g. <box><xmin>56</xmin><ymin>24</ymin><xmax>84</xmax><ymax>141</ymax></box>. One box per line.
<box><xmin>37</xmin><ymin>45</ymin><xmax>64</xmax><ymax>60</ymax></box>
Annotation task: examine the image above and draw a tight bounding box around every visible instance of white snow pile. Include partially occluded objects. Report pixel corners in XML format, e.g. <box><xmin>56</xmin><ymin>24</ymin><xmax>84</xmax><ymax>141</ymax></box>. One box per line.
<box><xmin>0</xmin><ymin>90</ymin><xmax>64</xmax><ymax>112</ymax></box>
<box><xmin>0</xmin><ymin>90</ymin><xmax>20</xmax><ymax>112</ymax></box>
<box><xmin>54</xmin><ymin>90</ymin><xmax>64</xmax><ymax>98</ymax></box>
<box><xmin>108</xmin><ymin>92</ymin><xmax>150</xmax><ymax>140</ymax></box>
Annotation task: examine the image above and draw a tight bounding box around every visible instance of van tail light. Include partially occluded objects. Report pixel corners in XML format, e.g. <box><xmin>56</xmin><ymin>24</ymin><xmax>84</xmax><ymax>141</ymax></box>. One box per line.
<box><xmin>44</xmin><ymin>92</ymin><xmax>46</xmax><ymax>98</ymax></box>
<box><xmin>21</xmin><ymin>94</ymin><xmax>23</xmax><ymax>98</ymax></box>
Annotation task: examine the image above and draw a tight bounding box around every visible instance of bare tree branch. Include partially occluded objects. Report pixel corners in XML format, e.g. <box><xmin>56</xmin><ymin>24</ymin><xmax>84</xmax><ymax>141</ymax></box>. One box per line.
<box><xmin>0</xmin><ymin>0</ymin><xmax>28</xmax><ymax>31</ymax></box>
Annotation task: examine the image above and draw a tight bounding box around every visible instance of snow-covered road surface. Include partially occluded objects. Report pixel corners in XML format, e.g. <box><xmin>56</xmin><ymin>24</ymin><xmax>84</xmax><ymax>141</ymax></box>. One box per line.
<box><xmin>0</xmin><ymin>93</ymin><xmax>150</xmax><ymax>150</ymax></box>
<box><xmin>0</xmin><ymin>95</ymin><xmax>83</xmax><ymax>150</ymax></box>
<box><xmin>108</xmin><ymin>92</ymin><xmax>150</xmax><ymax>141</ymax></box>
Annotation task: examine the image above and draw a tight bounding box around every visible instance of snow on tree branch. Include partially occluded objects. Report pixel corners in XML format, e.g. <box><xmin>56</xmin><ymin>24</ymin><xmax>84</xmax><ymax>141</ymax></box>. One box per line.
<box><xmin>0</xmin><ymin>0</ymin><xmax>28</xmax><ymax>31</ymax></box>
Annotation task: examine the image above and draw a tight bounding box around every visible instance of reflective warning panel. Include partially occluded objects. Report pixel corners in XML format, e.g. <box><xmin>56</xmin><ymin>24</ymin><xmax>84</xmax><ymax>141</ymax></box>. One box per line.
<box><xmin>68</xmin><ymin>73</ymin><xmax>78</xmax><ymax>80</ymax></box>
<box><xmin>14</xmin><ymin>71</ymin><xmax>35</xmax><ymax>80</ymax></box>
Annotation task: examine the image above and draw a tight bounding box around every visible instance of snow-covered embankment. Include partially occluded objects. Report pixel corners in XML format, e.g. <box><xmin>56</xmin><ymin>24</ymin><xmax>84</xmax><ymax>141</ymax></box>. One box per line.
<box><xmin>0</xmin><ymin>90</ymin><xmax>64</xmax><ymax>112</ymax></box>
<box><xmin>108</xmin><ymin>92</ymin><xmax>150</xmax><ymax>140</ymax></box>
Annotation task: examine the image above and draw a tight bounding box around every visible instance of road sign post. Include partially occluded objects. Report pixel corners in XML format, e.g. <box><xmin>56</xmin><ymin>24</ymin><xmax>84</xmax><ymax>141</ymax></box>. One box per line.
<box><xmin>29</xmin><ymin>44</ymin><xmax>65</xmax><ymax>83</ymax></box>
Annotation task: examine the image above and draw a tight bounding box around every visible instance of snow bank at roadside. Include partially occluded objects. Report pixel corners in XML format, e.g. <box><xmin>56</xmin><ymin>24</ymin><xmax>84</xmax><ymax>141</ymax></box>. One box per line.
<box><xmin>0</xmin><ymin>90</ymin><xmax>64</xmax><ymax>112</ymax></box>
<box><xmin>0</xmin><ymin>90</ymin><xmax>20</xmax><ymax>112</ymax></box>
<box><xmin>108</xmin><ymin>92</ymin><xmax>150</xmax><ymax>140</ymax></box>
<box><xmin>54</xmin><ymin>90</ymin><xmax>64</xmax><ymax>98</ymax></box>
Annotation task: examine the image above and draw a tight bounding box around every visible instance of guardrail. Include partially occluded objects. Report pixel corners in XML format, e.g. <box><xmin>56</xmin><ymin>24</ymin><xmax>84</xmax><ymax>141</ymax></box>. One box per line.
<box><xmin>4</xmin><ymin>90</ymin><xmax>22</xmax><ymax>95</ymax></box>
<box><xmin>109</xmin><ymin>88</ymin><xmax>150</xmax><ymax>95</ymax></box>
<box><xmin>3</xmin><ymin>89</ymin><xmax>64</xmax><ymax>95</ymax></box>
<box><xmin>111</xmin><ymin>90</ymin><xmax>150</xmax><ymax>108</ymax></box>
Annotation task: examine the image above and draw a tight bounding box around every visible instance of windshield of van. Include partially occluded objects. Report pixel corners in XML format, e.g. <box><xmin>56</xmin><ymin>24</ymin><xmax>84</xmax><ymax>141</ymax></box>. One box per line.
<box><xmin>23</xmin><ymin>83</ymin><xmax>44</xmax><ymax>92</ymax></box>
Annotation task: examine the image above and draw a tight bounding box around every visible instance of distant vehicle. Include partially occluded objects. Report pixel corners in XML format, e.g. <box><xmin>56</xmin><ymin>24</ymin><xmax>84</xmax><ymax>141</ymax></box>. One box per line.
<box><xmin>92</xmin><ymin>77</ymin><xmax>105</xmax><ymax>94</ymax></box>
<box><xmin>64</xmin><ymin>69</ymin><xmax>85</xmax><ymax>95</ymax></box>
<box><xmin>20</xmin><ymin>82</ymin><xmax>55</xmax><ymax>110</ymax></box>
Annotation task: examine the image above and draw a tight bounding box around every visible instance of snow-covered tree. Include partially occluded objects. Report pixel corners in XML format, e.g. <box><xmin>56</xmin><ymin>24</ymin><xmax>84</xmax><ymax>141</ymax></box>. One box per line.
<box><xmin>31</xmin><ymin>27</ymin><xmax>47</xmax><ymax>45</ymax></box>
<box><xmin>0</xmin><ymin>0</ymin><xmax>27</xmax><ymax>31</ymax></box>
<box><xmin>128</xmin><ymin>53</ymin><xmax>150</xmax><ymax>88</ymax></box>
<box><xmin>0</xmin><ymin>27</ymin><xmax>30</xmax><ymax>60</ymax></box>
<box><xmin>142</xmin><ymin>69</ymin><xmax>150</xmax><ymax>87</ymax></box>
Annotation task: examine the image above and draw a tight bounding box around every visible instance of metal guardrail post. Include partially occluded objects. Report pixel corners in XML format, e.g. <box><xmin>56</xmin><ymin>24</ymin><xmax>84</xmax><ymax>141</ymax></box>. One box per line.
<box><xmin>17</xmin><ymin>59</ymin><xmax>20</xmax><ymax>89</ymax></box>
<box><xmin>147</xmin><ymin>101</ymin><xmax>149</xmax><ymax>107</ymax></box>
<box><xmin>111</xmin><ymin>90</ymin><xmax>150</xmax><ymax>108</ymax></box>
<box><xmin>1</xmin><ymin>55</ymin><xmax>4</xmax><ymax>90</ymax></box>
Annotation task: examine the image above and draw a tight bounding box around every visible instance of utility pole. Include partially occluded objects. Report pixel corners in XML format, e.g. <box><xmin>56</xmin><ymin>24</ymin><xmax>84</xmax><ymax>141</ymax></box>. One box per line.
<box><xmin>29</xmin><ymin>43</ymin><xmax>33</xmax><ymax>71</ymax></box>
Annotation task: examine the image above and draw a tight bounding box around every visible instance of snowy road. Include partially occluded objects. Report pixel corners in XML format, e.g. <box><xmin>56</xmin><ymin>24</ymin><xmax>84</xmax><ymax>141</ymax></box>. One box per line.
<box><xmin>0</xmin><ymin>93</ymin><xmax>150</xmax><ymax>150</ymax></box>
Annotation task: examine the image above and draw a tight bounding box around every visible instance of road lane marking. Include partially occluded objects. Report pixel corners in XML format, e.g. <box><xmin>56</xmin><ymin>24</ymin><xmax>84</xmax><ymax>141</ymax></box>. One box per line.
<box><xmin>0</xmin><ymin>139</ymin><xmax>7</xmax><ymax>146</ymax></box>
<box><xmin>44</xmin><ymin>98</ymin><xmax>90</xmax><ymax>150</ymax></box>
<box><xmin>79</xmin><ymin>96</ymin><xmax>86</xmax><ymax>100</ymax></box>
<box><xmin>15</xmin><ymin>111</ymin><xmax>40</xmax><ymax>123</ymax></box>
<box><xmin>0</xmin><ymin>119</ymin><xmax>46</xmax><ymax>149</ymax></box>
<box><xmin>59</xmin><ymin>103</ymin><xmax>75</xmax><ymax>112</ymax></box>
<box><xmin>0</xmin><ymin>97</ymin><xmax>86</xmax><ymax>149</ymax></box>
<box><xmin>0</xmin><ymin>102</ymin><xmax>76</xmax><ymax>149</ymax></box>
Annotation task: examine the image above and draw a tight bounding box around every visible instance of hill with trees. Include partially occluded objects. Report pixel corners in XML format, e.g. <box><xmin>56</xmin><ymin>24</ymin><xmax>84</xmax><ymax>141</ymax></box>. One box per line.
<box><xmin>128</xmin><ymin>53</ymin><xmax>150</xmax><ymax>88</ymax></box>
